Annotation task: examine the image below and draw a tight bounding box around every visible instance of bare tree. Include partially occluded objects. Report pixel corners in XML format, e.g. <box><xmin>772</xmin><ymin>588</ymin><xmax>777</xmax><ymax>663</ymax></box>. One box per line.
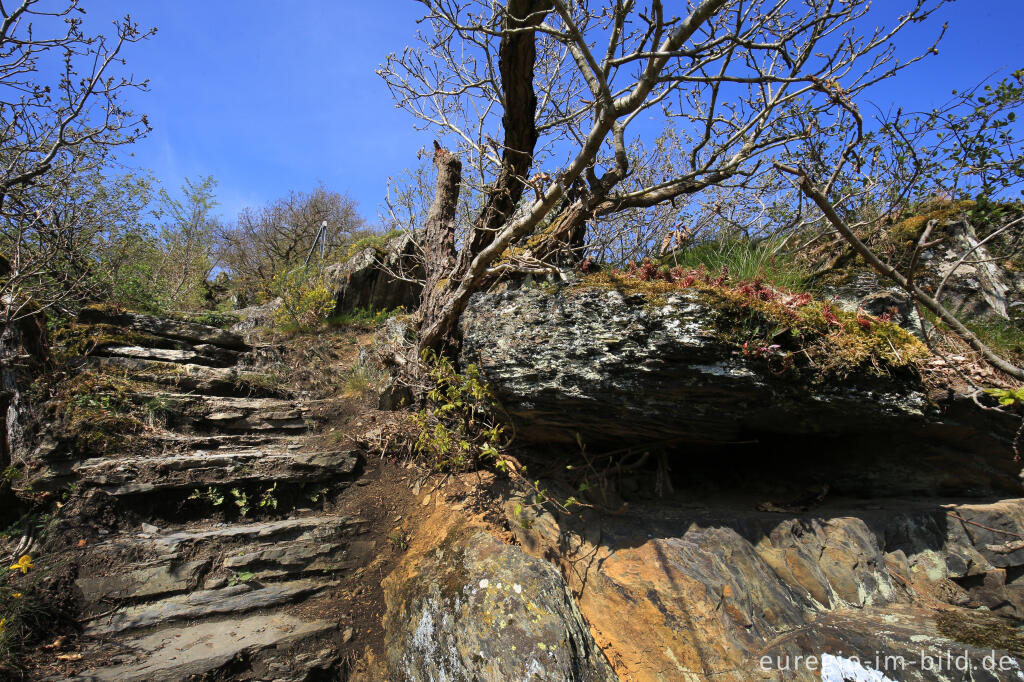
<box><xmin>0</xmin><ymin>0</ymin><xmax>154</xmax><ymax>319</ymax></box>
<box><xmin>218</xmin><ymin>185</ymin><xmax>364</xmax><ymax>299</ymax></box>
<box><xmin>774</xmin><ymin>68</ymin><xmax>1024</xmax><ymax>380</ymax></box>
<box><xmin>0</xmin><ymin>0</ymin><xmax>153</xmax><ymax>481</ymax></box>
<box><xmin>380</xmin><ymin>0</ymin><xmax>947</xmax><ymax>354</ymax></box>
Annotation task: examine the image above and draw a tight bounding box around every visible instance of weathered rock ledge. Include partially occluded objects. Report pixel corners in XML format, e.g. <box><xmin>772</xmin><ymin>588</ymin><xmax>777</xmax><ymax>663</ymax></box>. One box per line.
<box><xmin>461</xmin><ymin>286</ymin><xmax>929</xmax><ymax>447</ymax></box>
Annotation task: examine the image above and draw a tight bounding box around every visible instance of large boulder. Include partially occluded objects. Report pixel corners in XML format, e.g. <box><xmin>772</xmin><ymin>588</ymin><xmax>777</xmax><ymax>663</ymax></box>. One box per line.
<box><xmin>382</xmin><ymin>526</ymin><xmax>617</xmax><ymax>682</ymax></box>
<box><xmin>508</xmin><ymin>496</ymin><xmax>1024</xmax><ymax>682</ymax></box>
<box><xmin>817</xmin><ymin>202</ymin><xmax>1024</xmax><ymax>323</ymax></box>
<box><xmin>460</xmin><ymin>284</ymin><xmax>929</xmax><ymax>448</ymax></box>
<box><xmin>328</xmin><ymin>232</ymin><xmax>423</xmax><ymax>316</ymax></box>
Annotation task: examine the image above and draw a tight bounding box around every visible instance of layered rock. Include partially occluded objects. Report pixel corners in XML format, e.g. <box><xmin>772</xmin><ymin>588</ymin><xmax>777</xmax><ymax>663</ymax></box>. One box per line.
<box><xmin>328</xmin><ymin>231</ymin><xmax>423</xmax><ymax>316</ymax></box>
<box><xmin>460</xmin><ymin>285</ymin><xmax>929</xmax><ymax>447</ymax></box>
<box><xmin>508</xmin><ymin>496</ymin><xmax>1024</xmax><ymax>682</ymax></box>
<box><xmin>13</xmin><ymin>309</ymin><xmax>369</xmax><ymax>680</ymax></box>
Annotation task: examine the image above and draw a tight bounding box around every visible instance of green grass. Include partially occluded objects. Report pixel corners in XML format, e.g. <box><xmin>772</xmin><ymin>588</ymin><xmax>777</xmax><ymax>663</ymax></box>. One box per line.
<box><xmin>344</xmin><ymin>360</ymin><xmax>385</xmax><ymax>398</ymax></box>
<box><xmin>659</xmin><ymin>237</ymin><xmax>809</xmax><ymax>291</ymax></box>
<box><xmin>328</xmin><ymin>306</ymin><xmax>406</xmax><ymax>328</ymax></box>
<box><xmin>964</xmin><ymin>316</ymin><xmax>1024</xmax><ymax>363</ymax></box>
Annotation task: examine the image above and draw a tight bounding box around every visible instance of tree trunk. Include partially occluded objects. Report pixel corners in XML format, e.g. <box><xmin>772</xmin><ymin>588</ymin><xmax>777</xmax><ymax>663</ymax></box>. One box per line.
<box><xmin>417</xmin><ymin>144</ymin><xmax>463</xmax><ymax>353</ymax></box>
<box><xmin>416</xmin><ymin>1</ymin><xmax>551</xmax><ymax>355</ymax></box>
<box><xmin>460</xmin><ymin>0</ymin><xmax>550</xmax><ymax>261</ymax></box>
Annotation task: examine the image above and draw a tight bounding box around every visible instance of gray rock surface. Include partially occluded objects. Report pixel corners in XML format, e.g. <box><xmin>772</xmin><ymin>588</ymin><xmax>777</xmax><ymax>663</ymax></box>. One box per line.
<box><xmin>70</xmin><ymin>613</ymin><xmax>337</xmax><ymax>681</ymax></box>
<box><xmin>383</xmin><ymin>527</ymin><xmax>617</xmax><ymax>682</ymax></box>
<box><xmin>460</xmin><ymin>286</ymin><xmax>928</xmax><ymax>447</ymax></box>
<box><xmin>78</xmin><ymin>307</ymin><xmax>250</xmax><ymax>350</ymax></box>
<box><xmin>327</xmin><ymin>231</ymin><xmax>423</xmax><ymax>315</ymax></box>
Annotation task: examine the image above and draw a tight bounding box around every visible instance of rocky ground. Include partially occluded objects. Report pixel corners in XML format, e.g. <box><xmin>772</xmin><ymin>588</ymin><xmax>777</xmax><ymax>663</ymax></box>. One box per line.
<box><xmin>6</xmin><ymin>250</ymin><xmax>1024</xmax><ymax>680</ymax></box>
<box><xmin>3</xmin><ymin>309</ymin><xmax>465</xmax><ymax>680</ymax></box>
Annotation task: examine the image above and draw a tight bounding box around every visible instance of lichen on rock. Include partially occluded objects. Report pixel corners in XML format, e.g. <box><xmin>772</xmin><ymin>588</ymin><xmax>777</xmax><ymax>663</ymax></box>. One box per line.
<box><xmin>460</xmin><ymin>280</ymin><xmax>930</xmax><ymax>447</ymax></box>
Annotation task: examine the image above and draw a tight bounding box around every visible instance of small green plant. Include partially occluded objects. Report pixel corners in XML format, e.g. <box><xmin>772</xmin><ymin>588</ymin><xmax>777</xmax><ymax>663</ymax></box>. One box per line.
<box><xmin>227</xmin><ymin>571</ymin><xmax>256</xmax><ymax>587</ymax></box>
<box><xmin>986</xmin><ymin>386</ymin><xmax>1024</xmax><ymax>406</ymax></box>
<box><xmin>188</xmin><ymin>487</ymin><xmax>226</xmax><ymax>507</ymax></box>
<box><xmin>258</xmin><ymin>483</ymin><xmax>278</xmax><ymax>512</ymax></box>
<box><xmin>143</xmin><ymin>394</ymin><xmax>177</xmax><ymax>427</ymax></box>
<box><xmin>412</xmin><ymin>350</ymin><xmax>509</xmax><ymax>471</ymax></box>
<box><xmin>387</xmin><ymin>531</ymin><xmax>408</xmax><ymax>551</ymax></box>
<box><xmin>230</xmin><ymin>488</ymin><xmax>250</xmax><ymax>516</ymax></box>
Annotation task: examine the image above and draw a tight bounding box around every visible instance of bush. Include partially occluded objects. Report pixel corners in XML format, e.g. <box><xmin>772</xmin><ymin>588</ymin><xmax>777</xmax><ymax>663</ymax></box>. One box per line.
<box><xmin>328</xmin><ymin>306</ymin><xmax>406</xmax><ymax>328</ymax></box>
<box><xmin>271</xmin><ymin>268</ymin><xmax>335</xmax><ymax>331</ymax></box>
<box><xmin>412</xmin><ymin>350</ymin><xmax>508</xmax><ymax>471</ymax></box>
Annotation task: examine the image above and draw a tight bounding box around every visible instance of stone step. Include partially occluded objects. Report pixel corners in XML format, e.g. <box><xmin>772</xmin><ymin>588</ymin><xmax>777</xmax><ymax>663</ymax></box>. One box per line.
<box><xmin>77</xmin><ymin>515</ymin><xmax>372</xmax><ymax>606</ymax></box>
<box><xmin>84</xmin><ymin>356</ymin><xmax>285</xmax><ymax>397</ymax></box>
<box><xmin>84</xmin><ymin>578</ymin><xmax>336</xmax><ymax>636</ymax></box>
<box><xmin>95</xmin><ymin>344</ymin><xmax>242</xmax><ymax>368</ymax></box>
<box><xmin>148</xmin><ymin>393</ymin><xmax>328</xmax><ymax>433</ymax></box>
<box><xmin>27</xmin><ymin>446</ymin><xmax>359</xmax><ymax>495</ymax></box>
<box><xmin>69</xmin><ymin>612</ymin><xmax>338</xmax><ymax>681</ymax></box>
<box><xmin>78</xmin><ymin>307</ymin><xmax>250</xmax><ymax>351</ymax></box>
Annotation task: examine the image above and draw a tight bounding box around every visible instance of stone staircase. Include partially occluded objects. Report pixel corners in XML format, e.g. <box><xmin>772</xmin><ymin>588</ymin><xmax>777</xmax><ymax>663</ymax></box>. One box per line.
<box><xmin>17</xmin><ymin>309</ymin><xmax>370</xmax><ymax>680</ymax></box>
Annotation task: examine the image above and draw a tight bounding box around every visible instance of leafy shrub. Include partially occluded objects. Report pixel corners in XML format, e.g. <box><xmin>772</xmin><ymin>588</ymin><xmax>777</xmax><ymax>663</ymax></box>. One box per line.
<box><xmin>271</xmin><ymin>268</ymin><xmax>335</xmax><ymax>331</ymax></box>
<box><xmin>412</xmin><ymin>350</ymin><xmax>508</xmax><ymax>471</ymax></box>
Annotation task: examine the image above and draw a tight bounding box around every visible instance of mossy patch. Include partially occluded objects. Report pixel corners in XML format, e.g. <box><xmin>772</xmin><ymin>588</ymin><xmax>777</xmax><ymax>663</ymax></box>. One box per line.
<box><xmin>48</xmin><ymin>371</ymin><xmax>149</xmax><ymax>456</ymax></box>
<box><xmin>50</xmin><ymin>323</ymin><xmax>176</xmax><ymax>365</ymax></box>
<box><xmin>344</xmin><ymin>229</ymin><xmax>407</xmax><ymax>260</ymax></box>
<box><xmin>935</xmin><ymin>609</ymin><xmax>1024</xmax><ymax>656</ymax></box>
<box><xmin>576</xmin><ymin>263</ymin><xmax>928</xmax><ymax>380</ymax></box>
<box><xmin>875</xmin><ymin>199</ymin><xmax>975</xmax><ymax>259</ymax></box>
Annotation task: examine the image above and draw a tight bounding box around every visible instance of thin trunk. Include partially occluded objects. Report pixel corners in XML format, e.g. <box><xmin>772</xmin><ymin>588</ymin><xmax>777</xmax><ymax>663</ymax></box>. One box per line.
<box><xmin>460</xmin><ymin>0</ymin><xmax>550</xmax><ymax>261</ymax></box>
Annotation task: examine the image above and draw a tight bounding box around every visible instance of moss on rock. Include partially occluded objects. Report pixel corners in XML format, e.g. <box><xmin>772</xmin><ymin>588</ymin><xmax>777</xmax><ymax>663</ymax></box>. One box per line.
<box><xmin>576</xmin><ymin>266</ymin><xmax>928</xmax><ymax>380</ymax></box>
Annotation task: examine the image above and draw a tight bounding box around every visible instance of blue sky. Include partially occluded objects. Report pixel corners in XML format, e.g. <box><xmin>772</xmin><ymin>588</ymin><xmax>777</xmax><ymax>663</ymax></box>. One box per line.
<box><xmin>85</xmin><ymin>1</ymin><xmax>1022</xmax><ymax>225</ymax></box>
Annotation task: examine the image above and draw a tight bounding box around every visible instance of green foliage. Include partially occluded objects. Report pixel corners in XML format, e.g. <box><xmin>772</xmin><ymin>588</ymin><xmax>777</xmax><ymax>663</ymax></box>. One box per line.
<box><xmin>985</xmin><ymin>386</ymin><xmax>1024</xmax><ymax>407</ymax></box>
<box><xmin>51</xmin><ymin>371</ymin><xmax>147</xmax><ymax>455</ymax></box>
<box><xmin>328</xmin><ymin>306</ymin><xmax>406</xmax><ymax>328</ymax></box>
<box><xmin>964</xmin><ymin>317</ymin><xmax>1024</xmax><ymax>363</ymax></box>
<box><xmin>870</xmin><ymin>69</ymin><xmax>1024</xmax><ymax>202</ymax></box>
<box><xmin>0</xmin><ymin>511</ymin><xmax>68</xmax><ymax>669</ymax></box>
<box><xmin>412</xmin><ymin>350</ymin><xmax>509</xmax><ymax>471</ymax></box>
<box><xmin>660</xmin><ymin>237</ymin><xmax>809</xmax><ymax>291</ymax></box>
<box><xmin>227</xmin><ymin>571</ymin><xmax>256</xmax><ymax>587</ymax></box>
<box><xmin>189</xmin><ymin>483</ymin><xmax>279</xmax><ymax>518</ymax></box>
<box><xmin>189</xmin><ymin>486</ymin><xmax>225</xmax><ymax>507</ymax></box>
<box><xmin>388</xmin><ymin>531</ymin><xmax>408</xmax><ymax>552</ymax></box>
<box><xmin>271</xmin><ymin>267</ymin><xmax>335</xmax><ymax>331</ymax></box>
<box><xmin>344</xmin><ymin>229</ymin><xmax>406</xmax><ymax>259</ymax></box>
